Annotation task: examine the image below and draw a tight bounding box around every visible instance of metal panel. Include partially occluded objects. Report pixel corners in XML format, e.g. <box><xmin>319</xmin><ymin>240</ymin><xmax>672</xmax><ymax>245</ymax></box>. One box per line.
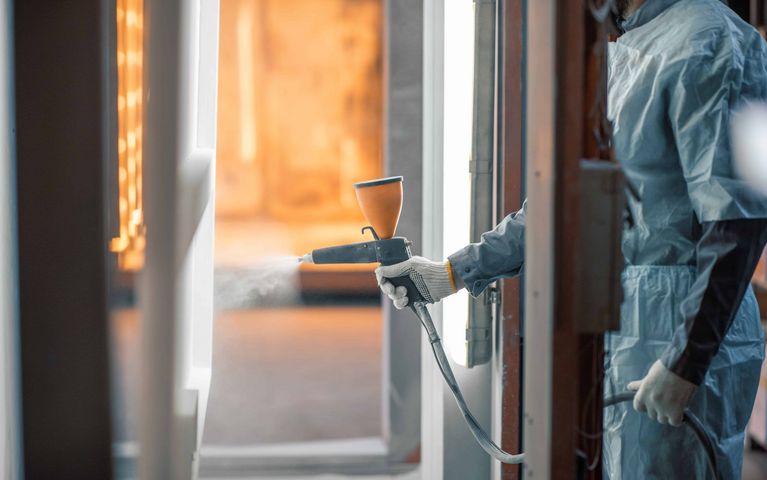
<box><xmin>577</xmin><ymin>161</ymin><xmax>624</xmax><ymax>334</ymax></box>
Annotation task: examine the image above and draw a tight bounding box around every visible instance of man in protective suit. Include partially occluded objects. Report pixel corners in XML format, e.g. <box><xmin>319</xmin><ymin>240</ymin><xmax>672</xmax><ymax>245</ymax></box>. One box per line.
<box><xmin>376</xmin><ymin>0</ymin><xmax>767</xmax><ymax>477</ymax></box>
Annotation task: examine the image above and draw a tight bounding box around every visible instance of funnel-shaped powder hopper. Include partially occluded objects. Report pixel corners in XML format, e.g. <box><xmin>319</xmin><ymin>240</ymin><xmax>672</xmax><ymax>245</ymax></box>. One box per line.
<box><xmin>354</xmin><ymin>176</ymin><xmax>403</xmax><ymax>240</ymax></box>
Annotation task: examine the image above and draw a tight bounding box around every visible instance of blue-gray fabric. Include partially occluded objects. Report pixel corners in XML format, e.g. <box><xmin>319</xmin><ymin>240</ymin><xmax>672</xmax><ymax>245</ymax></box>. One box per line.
<box><xmin>606</xmin><ymin>2</ymin><xmax>767</xmax><ymax>477</ymax></box>
<box><xmin>449</xmin><ymin>201</ymin><xmax>526</xmax><ymax>296</ymax></box>
<box><xmin>604</xmin><ymin>266</ymin><xmax>763</xmax><ymax>479</ymax></box>
<box><xmin>449</xmin><ymin>0</ymin><xmax>767</xmax><ymax>478</ymax></box>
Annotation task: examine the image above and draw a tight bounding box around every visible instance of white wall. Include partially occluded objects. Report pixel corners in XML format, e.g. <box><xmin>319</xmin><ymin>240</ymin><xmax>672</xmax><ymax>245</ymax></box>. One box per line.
<box><xmin>0</xmin><ymin>0</ymin><xmax>20</xmax><ymax>477</ymax></box>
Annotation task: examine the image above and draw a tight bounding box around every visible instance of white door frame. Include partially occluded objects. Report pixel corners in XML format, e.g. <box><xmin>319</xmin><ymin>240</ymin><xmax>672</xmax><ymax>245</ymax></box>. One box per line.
<box><xmin>140</xmin><ymin>0</ymin><xmax>219</xmax><ymax>478</ymax></box>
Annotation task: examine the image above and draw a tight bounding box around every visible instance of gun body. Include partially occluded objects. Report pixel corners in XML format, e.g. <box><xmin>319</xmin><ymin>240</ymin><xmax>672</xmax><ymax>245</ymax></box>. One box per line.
<box><xmin>309</xmin><ymin>237</ymin><xmax>424</xmax><ymax>304</ymax></box>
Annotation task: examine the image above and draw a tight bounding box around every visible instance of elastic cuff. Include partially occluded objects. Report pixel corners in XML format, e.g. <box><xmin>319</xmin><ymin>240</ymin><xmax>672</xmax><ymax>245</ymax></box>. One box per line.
<box><xmin>446</xmin><ymin>261</ymin><xmax>457</xmax><ymax>293</ymax></box>
<box><xmin>448</xmin><ymin>248</ymin><xmax>481</xmax><ymax>296</ymax></box>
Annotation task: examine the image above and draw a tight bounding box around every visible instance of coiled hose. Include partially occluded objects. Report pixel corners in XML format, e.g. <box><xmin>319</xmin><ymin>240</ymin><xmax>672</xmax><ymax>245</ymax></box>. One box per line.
<box><xmin>412</xmin><ymin>302</ymin><xmax>721</xmax><ymax>478</ymax></box>
<box><xmin>603</xmin><ymin>392</ymin><xmax>720</xmax><ymax>479</ymax></box>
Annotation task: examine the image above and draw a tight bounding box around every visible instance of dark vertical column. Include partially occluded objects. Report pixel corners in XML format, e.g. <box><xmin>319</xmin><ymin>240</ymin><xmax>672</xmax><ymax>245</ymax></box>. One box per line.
<box><xmin>550</xmin><ymin>0</ymin><xmax>585</xmax><ymax>477</ymax></box>
<box><xmin>576</xmin><ymin>9</ymin><xmax>609</xmax><ymax>479</ymax></box>
<box><xmin>14</xmin><ymin>0</ymin><xmax>113</xmax><ymax>478</ymax></box>
<box><xmin>384</xmin><ymin>0</ymin><xmax>423</xmax><ymax>463</ymax></box>
<box><xmin>551</xmin><ymin>2</ymin><xmax>613</xmax><ymax>478</ymax></box>
<box><xmin>500</xmin><ymin>0</ymin><xmax>525</xmax><ymax>479</ymax></box>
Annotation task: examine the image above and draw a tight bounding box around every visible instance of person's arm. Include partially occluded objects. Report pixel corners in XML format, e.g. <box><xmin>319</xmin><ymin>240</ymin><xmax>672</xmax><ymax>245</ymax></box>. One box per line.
<box><xmin>660</xmin><ymin>219</ymin><xmax>767</xmax><ymax>384</ymax></box>
<box><xmin>630</xmin><ymin>220</ymin><xmax>767</xmax><ymax>426</ymax></box>
<box><xmin>375</xmin><ymin>201</ymin><xmax>527</xmax><ymax>308</ymax></box>
<box><xmin>662</xmin><ymin>32</ymin><xmax>767</xmax><ymax>384</ymax></box>
<box><xmin>448</xmin><ymin>200</ymin><xmax>527</xmax><ymax>297</ymax></box>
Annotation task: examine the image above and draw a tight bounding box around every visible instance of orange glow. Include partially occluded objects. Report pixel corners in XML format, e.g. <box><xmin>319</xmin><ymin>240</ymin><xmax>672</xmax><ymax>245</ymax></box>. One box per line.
<box><xmin>216</xmin><ymin>0</ymin><xmax>383</xmax><ymax>226</ymax></box>
<box><xmin>110</xmin><ymin>0</ymin><xmax>145</xmax><ymax>271</ymax></box>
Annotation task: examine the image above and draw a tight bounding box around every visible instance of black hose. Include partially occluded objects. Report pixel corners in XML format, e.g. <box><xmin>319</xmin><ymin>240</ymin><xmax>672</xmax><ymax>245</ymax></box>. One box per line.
<box><xmin>603</xmin><ymin>392</ymin><xmax>720</xmax><ymax>480</ymax></box>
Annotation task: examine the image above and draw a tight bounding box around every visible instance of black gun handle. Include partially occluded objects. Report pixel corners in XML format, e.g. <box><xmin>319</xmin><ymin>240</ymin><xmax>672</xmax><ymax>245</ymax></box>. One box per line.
<box><xmin>387</xmin><ymin>275</ymin><xmax>425</xmax><ymax>306</ymax></box>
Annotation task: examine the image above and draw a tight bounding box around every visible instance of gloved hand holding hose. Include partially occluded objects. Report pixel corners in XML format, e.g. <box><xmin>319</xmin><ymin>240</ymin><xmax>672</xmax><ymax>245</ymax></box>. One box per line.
<box><xmin>375</xmin><ymin>256</ymin><xmax>462</xmax><ymax>308</ymax></box>
<box><xmin>627</xmin><ymin>359</ymin><xmax>697</xmax><ymax>427</ymax></box>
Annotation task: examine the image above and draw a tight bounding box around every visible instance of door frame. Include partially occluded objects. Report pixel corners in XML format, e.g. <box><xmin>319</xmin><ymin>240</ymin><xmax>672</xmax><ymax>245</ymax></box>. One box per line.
<box><xmin>498</xmin><ymin>0</ymin><xmax>526</xmax><ymax>479</ymax></box>
<box><xmin>139</xmin><ymin>0</ymin><xmax>219</xmax><ymax>477</ymax></box>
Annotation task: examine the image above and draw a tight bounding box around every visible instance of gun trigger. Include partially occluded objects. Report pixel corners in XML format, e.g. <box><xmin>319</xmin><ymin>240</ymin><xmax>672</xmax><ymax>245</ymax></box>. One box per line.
<box><xmin>361</xmin><ymin>226</ymin><xmax>381</xmax><ymax>240</ymax></box>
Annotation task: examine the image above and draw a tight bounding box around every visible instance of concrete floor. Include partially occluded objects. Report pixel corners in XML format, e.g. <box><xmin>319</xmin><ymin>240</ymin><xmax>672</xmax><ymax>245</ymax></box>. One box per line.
<box><xmin>110</xmin><ymin>306</ymin><xmax>383</xmax><ymax>446</ymax></box>
<box><xmin>203</xmin><ymin>306</ymin><xmax>382</xmax><ymax>445</ymax></box>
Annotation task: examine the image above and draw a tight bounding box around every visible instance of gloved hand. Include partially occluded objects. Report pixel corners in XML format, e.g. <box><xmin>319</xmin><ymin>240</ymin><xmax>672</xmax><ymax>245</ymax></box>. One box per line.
<box><xmin>627</xmin><ymin>359</ymin><xmax>697</xmax><ymax>427</ymax></box>
<box><xmin>375</xmin><ymin>256</ymin><xmax>457</xmax><ymax>309</ymax></box>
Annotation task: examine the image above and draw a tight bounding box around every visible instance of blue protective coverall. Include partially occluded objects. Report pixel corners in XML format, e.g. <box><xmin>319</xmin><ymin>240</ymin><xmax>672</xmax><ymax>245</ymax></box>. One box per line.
<box><xmin>448</xmin><ymin>0</ymin><xmax>767</xmax><ymax>477</ymax></box>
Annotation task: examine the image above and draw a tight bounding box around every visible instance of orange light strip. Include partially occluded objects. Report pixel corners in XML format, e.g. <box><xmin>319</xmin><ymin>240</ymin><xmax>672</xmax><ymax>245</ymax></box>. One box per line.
<box><xmin>110</xmin><ymin>0</ymin><xmax>145</xmax><ymax>271</ymax></box>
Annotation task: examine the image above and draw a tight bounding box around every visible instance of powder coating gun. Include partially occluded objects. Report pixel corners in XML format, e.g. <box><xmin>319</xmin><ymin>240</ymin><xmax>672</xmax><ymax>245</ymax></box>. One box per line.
<box><xmin>300</xmin><ymin>177</ymin><xmax>426</xmax><ymax>305</ymax></box>
<box><xmin>300</xmin><ymin>176</ymin><xmax>524</xmax><ymax>464</ymax></box>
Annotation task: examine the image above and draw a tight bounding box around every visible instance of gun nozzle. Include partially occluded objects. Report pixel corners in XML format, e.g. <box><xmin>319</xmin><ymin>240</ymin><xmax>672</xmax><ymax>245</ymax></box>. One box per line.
<box><xmin>299</xmin><ymin>253</ymin><xmax>314</xmax><ymax>264</ymax></box>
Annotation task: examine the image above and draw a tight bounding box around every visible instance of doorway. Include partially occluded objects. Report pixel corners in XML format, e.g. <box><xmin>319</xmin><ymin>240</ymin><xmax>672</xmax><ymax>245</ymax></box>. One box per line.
<box><xmin>205</xmin><ymin>0</ymin><xmax>385</xmax><ymax>449</ymax></box>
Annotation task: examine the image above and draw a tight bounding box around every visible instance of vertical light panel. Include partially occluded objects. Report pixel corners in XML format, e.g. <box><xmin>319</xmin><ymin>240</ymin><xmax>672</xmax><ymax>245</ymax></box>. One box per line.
<box><xmin>442</xmin><ymin>0</ymin><xmax>474</xmax><ymax>367</ymax></box>
<box><xmin>110</xmin><ymin>0</ymin><xmax>145</xmax><ymax>271</ymax></box>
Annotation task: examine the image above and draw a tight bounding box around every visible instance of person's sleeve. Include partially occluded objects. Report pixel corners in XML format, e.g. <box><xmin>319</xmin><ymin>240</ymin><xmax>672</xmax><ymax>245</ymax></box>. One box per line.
<box><xmin>663</xmin><ymin>32</ymin><xmax>767</xmax><ymax>384</ymax></box>
<box><xmin>447</xmin><ymin>201</ymin><xmax>526</xmax><ymax>297</ymax></box>
<box><xmin>659</xmin><ymin>219</ymin><xmax>767</xmax><ymax>385</ymax></box>
<box><xmin>668</xmin><ymin>34</ymin><xmax>767</xmax><ymax>222</ymax></box>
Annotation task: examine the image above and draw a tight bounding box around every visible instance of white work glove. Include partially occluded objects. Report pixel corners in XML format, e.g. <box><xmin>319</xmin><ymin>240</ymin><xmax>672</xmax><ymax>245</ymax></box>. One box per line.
<box><xmin>627</xmin><ymin>359</ymin><xmax>697</xmax><ymax>427</ymax></box>
<box><xmin>375</xmin><ymin>256</ymin><xmax>457</xmax><ymax>309</ymax></box>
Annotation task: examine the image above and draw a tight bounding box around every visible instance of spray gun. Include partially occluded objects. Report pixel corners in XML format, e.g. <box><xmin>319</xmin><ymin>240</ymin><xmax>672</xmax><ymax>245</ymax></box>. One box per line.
<box><xmin>300</xmin><ymin>176</ymin><xmax>524</xmax><ymax>465</ymax></box>
<box><xmin>300</xmin><ymin>177</ymin><xmax>425</xmax><ymax>305</ymax></box>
